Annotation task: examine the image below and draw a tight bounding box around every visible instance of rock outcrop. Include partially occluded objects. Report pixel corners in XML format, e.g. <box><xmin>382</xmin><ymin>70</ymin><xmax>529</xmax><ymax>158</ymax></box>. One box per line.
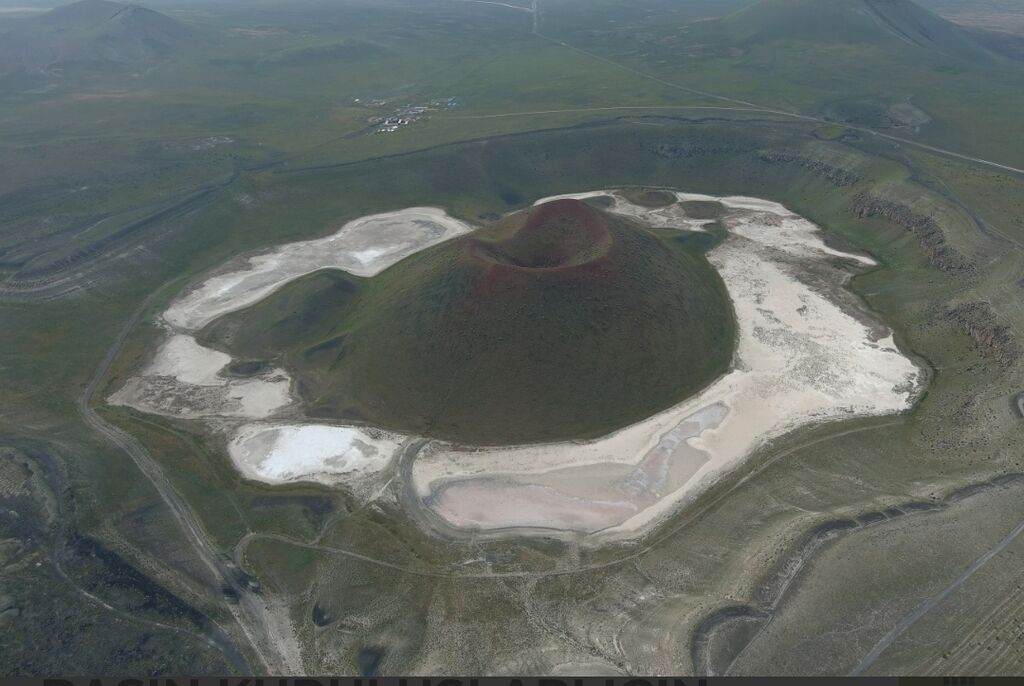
<box><xmin>653</xmin><ymin>142</ymin><xmax>747</xmax><ymax>159</ymax></box>
<box><xmin>945</xmin><ymin>301</ymin><xmax>1019</xmax><ymax>366</ymax></box>
<box><xmin>758</xmin><ymin>151</ymin><xmax>861</xmax><ymax>186</ymax></box>
<box><xmin>853</xmin><ymin>194</ymin><xmax>974</xmax><ymax>274</ymax></box>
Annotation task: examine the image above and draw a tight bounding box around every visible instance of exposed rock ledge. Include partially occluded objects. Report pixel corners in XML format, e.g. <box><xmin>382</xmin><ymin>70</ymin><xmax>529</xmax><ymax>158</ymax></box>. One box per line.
<box><xmin>853</xmin><ymin>194</ymin><xmax>975</xmax><ymax>275</ymax></box>
<box><xmin>757</xmin><ymin>151</ymin><xmax>861</xmax><ymax>187</ymax></box>
<box><xmin>945</xmin><ymin>301</ymin><xmax>1019</xmax><ymax>366</ymax></box>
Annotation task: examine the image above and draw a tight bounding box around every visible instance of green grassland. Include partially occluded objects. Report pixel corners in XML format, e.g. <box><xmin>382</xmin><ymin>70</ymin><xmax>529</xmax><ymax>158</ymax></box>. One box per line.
<box><xmin>542</xmin><ymin>0</ymin><xmax>1024</xmax><ymax>168</ymax></box>
<box><xmin>1</xmin><ymin>0</ymin><xmax>1023</xmax><ymax>675</ymax></box>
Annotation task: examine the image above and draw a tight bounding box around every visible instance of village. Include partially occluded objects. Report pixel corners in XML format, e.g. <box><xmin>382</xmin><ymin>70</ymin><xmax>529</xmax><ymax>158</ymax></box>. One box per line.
<box><xmin>353</xmin><ymin>95</ymin><xmax>459</xmax><ymax>134</ymax></box>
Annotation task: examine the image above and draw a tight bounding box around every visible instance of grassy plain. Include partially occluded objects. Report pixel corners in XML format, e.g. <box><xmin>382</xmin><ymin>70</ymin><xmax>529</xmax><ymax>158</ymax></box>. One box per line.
<box><xmin>542</xmin><ymin>0</ymin><xmax>1024</xmax><ymax>168</ymax></box>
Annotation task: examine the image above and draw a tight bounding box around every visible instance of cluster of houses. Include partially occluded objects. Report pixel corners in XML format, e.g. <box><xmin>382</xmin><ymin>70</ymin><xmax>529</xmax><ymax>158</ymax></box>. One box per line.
<box><xmin>356</xmin><ymin>96</ymin><xmax>459</xmax><ymax>135</ymax></box>
<box><xmin>373</xmin><ymin>116</ymin><xmax>410</xmax><ymax>134</ymax></box>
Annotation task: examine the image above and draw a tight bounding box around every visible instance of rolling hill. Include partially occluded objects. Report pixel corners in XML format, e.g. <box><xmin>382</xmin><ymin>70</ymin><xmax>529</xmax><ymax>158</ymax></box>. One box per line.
<box><xmin>708</xmin><ymin>0</ymin><xmax>1003</xmax><ymax>62</ymax></box>
<box><xmin>0</xmin><ymin>0</ymin><xmax>190</xmax><ymax>75</ymax></box>
<box><xmin>201</xmin><ymin>199</ymin><xmax>737</xmax><ymax>445</ymax></box>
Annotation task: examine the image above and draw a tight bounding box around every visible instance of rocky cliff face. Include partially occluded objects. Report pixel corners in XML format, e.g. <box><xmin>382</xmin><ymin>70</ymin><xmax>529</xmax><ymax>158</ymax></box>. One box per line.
<box><xmin>853</xmin><ymin>194</ymin><xmax>975</xmax><ymax>274</ymax></box>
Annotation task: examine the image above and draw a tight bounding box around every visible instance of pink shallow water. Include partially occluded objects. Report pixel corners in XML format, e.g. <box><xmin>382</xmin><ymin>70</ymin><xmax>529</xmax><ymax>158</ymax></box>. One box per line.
<box><xmin>433</xmin><ymin>480</ymin><xmax>639</xmax><ymax>533</ymax></box>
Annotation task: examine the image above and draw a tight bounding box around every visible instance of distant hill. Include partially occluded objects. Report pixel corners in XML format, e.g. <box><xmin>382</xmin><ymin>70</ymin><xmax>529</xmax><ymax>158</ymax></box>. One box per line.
<box><xmin>966</xmin><ymin>26</ymin><xmax>1024</xmax><ymax>61</ymax></box>
<box><xmin>40</xmin><ymin>0</ymin><xmax>130</xmax><ymax>28</ymax></box>
<box><xmin>0</xmin><ymin>0</ymin><xmax>190</xmax><ymax>75</ymax></box>
<box><xmin>708</xmin><ymin>0</ymin><xmax>1003</xmax><ymax>63</ymax></box>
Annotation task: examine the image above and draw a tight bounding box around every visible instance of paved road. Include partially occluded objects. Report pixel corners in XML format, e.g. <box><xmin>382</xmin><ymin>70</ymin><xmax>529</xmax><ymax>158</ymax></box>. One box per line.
<box><xmin>448</xmin><ymin>105</ymin><xmax>779</xmax><ymax>119</ymax></box>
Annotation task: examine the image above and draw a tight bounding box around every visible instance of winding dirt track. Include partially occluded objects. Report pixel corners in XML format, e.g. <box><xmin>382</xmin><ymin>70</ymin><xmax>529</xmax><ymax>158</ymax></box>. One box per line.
<box><xmin>76</xmin><ymin>287</ymin><xmax>300</xmax><ymax>673</ymax></box>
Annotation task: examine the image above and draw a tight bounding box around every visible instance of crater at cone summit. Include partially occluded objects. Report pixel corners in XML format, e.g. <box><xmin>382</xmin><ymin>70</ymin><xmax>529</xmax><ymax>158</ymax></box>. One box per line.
<box><xmin>201</xmin><ymin>198</ymin><xmax>737</xmax><ymax>445</ymax></box>
<box><xmin>470</xmin><ymin>198</ymin><xmax>614</xmax><ymax>270</ymax></box>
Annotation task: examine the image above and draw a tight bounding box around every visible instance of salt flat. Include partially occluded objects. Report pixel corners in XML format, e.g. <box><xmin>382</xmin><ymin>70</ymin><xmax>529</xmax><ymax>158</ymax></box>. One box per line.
<box><xmin>228</xmin><ymin>424</ymin><xmax>405</xmax><ymax>485</ymax></box>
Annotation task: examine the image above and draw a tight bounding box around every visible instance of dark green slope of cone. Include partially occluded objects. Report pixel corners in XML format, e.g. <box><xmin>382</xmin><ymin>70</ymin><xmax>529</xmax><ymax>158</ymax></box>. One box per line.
<box><xmin>202</xmin><ymin>199</ymin><xmax>736</xmax><ymax>445</ymax></box>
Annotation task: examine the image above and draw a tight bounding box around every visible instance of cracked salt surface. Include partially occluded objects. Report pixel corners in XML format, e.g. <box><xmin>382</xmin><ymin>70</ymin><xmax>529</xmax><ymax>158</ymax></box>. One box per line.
<box><xmin>109</xmin><ymin>190</ymin><xmax>924</xmax><ymax>542</ymax></box>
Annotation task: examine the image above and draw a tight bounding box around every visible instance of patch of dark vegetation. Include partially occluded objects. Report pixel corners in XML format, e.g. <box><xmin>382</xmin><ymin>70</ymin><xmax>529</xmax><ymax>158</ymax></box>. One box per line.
<box><xmin>303</xmin><ymin>334</ymin><xmax>346</xmax><ymax>363</ymax></box>
<box><xmin>757</xmin><ymin>151</ymin><xmax>861</xmax><ymax>186</ymax></box>
<box><xmin>312</xmin><ymin>604</ymin><xmax>333</xmax><ymax>627</ymax></box>
<box><xmin>665</xmin><ymin>222</ymin><xmax>727</xmax><ymax>254</ymax></box>
<box><xmin>357</xmin><ymin>646</ymin><xmax>385</xmax><ymax>676</ymax></box>
<box><xmin>0</xmin><ymin>439</ymin><xmax>243</xmax><ymax>674</ymax></box>
<box><xmin>249</xmin><ymin>494</ymin><xmax>334</xmax><ymax>516</ymax></box>
<box><xmin>853</xmin><ymin>194</ymin><xmax>975</xmax><ymax>274</ymax></box>
<box><xmin>680</xmin><ymin>200</ymin><xmax>726</xmax><ymax>220</ymax></box>
<box><xmin>582</xmin><ymin>194</ymin><xmax>615</xmax><ymax>208</ymax></box>
<box><xmin>227</xmin><ymin>360</ymin><xmax>269</xmax><ymax>376</ymax></box>
<box><xmin>621</xmin><ymin>189</ymin><xmax>676</xmax><ymax>207</ymax></box>
<box><xmin>943</xmin><ymin>302</ymin><xmax>1019</xmax><ymax>366</ymax></box>
<box><xmin>499</xmin><ymin>190</ymin><xmax>524</xmax><ymax>206</ymax></box>
<box><xmin>66</xmin><ymin>535</ymin><xmax>209</xmax><ymax>631</ymax></box>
